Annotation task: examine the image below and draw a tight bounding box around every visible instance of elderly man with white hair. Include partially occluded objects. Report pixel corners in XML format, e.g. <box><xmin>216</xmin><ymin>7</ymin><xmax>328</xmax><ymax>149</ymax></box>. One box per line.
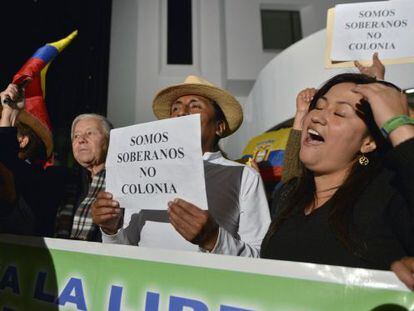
<box><xmin>66</xmin><ymin>113</ymin><xmax>113</xmax><ymax>241</ymax></box>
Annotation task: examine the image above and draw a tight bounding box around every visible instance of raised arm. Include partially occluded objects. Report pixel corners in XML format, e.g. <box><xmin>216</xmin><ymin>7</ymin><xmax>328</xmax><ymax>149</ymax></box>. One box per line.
<box><xmin>0</xmin><ymin>83</ymin><xmax>25</xmax><ymax>127</ymax></box>
<box><xmin>354</xmin><ymin>52</ymin><xmax>385</xmax><ymax>80</ymax></box>
<box><xmin>282</xmin><ymin>88</ymin><xmax>316</xmax><ymax>183</ymax></box>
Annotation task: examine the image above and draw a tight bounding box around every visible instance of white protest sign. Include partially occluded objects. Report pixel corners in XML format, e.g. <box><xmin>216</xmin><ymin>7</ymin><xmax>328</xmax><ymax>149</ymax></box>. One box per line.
<box><xmin>331</xmin><ymin>1</ymin><xmax>414</xmax><ymax>61</ymax></box>
<box><xmin>105</xmin><ymin>114</ymin><xmax>208</xmax><ymax>211</ymax></box>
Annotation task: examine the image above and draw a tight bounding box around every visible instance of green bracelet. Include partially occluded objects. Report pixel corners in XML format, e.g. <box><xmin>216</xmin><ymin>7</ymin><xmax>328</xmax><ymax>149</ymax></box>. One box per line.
<box><xmin>380</xmin><ymin>115</ymin><xmax>414</xmax><ymax>138</ymax></box>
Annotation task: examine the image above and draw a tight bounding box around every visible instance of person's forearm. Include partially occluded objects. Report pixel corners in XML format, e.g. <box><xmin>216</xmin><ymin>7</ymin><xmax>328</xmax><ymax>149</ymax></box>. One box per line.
<box><xmin>101</xmin><ymin>227</ymin><xmax>132</xmax><ymax>244</ymax></box>
<box><xmin>282</xmin><ymin>129</ymin><xmax>303</xmax><ymax>183</ymax></box>
<box><xmin>389</xmin><ymin>125</ymin><xmax>414</xmax><ymax>147</ymax></box>
<box><xmin>210</xmin><ymin>227</ymin><xmax>261</xmax><ymax>257</ymax></box>
<box><xmin>0</xmin><ymin>107</ymin><xmax>19</xmax><ymax>127</ymax></box>
<box><xmin>385</xmin><ymin>138</ymin><xmax>414</xmax><ymax>217</ymax></box>
<box><xmin>292</xmin><ymin>111</ymin><xmax>307</xmax><ymax>130</ymax></box>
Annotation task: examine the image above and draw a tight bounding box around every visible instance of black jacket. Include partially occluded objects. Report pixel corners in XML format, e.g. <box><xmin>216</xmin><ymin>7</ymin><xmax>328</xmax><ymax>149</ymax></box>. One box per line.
<box><xmin>262</xmin><ymin>138</ymin><xmax>414</xmax><ymax>270</ymax></box>
<box><xmin>0</xmin><ymin>127</ymin><xmax>69</xmax><ymax>237</ymax></box>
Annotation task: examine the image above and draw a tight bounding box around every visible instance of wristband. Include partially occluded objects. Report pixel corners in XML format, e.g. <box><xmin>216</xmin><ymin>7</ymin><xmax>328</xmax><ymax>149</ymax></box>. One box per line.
<box><xmin>380</xmin><ymin>115</ymin><xmax>414</xmax><ymax>138</ymax></box>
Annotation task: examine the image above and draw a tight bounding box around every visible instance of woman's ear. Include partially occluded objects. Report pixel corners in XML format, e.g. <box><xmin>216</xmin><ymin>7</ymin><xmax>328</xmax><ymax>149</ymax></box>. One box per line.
<box><xmin>360</xmin><ymin>135</ymin><xmax>377</xmax><ymax>154</ymax></box>
<box><xmin>215</xmin><ymin>120</ymin><xmax>226</xmax><ymax>138</ymax></box>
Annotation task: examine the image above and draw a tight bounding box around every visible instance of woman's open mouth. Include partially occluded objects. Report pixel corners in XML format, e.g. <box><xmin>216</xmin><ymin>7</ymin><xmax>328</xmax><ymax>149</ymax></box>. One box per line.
<box><xmin>304</xmin><ymin>128</ymin><xmax>325</xmax><ymax>145</ymax></box>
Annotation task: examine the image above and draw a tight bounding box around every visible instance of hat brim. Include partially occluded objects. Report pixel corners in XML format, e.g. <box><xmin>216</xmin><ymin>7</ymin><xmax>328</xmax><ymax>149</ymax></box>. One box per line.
<box><xmin>153</xmin><ymin>83</ymin><xmax>243</xmax><ymax>137</ymax></box>
<box><xmin>0</xmin><ymin>106</ymin><xmax>53</xmax><ymax>159</ymax></box>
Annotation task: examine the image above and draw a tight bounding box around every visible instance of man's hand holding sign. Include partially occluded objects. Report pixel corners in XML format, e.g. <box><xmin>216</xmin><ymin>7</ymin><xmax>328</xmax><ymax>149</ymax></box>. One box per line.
<box><xmin>93</xmin><ymin>190</ymin><xmax>220</xmax><ymax>251</ymax></box>
<box><xmin>92</xmin><ymin>191</ymin><xmax>122</xmax><ymax>235</ymax></box>
<box><xmin>168</xmin><ymin>198</ymin><xmax>219</xmax><ymax>251</ymax></box>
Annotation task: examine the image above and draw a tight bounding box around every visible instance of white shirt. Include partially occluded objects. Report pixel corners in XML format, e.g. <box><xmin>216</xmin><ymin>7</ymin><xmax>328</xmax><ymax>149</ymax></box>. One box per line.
<box><xmin>102</xmin><ymin>151</ymin><xmax>270</xmax><ymax>257</ymax></box>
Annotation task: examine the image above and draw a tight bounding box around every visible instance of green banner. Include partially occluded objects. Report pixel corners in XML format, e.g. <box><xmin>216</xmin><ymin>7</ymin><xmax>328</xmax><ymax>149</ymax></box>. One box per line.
<box><xmin>0</xmin><ymin>235</ymin><xmax>412</xmax><ymax>311</ymax></box>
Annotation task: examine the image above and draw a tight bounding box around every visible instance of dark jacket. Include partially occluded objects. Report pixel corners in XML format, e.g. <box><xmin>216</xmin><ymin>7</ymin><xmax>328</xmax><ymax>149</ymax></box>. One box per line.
<box><xmin>262</xmin><ymin>135</ymin><xmax>414</xmax><ymax>270</ymax></box>
<box><xmin>0</xmin><ymin>127</ymin><xmax>69</xmax><ymax>237</ymax></box>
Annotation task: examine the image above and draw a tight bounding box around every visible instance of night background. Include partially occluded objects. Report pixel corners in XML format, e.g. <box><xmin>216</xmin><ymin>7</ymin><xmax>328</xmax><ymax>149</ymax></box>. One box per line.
<box><xmin>0</xmin><ymin>0</ymin><xmax>112</xmax><ymax>166</ymax></box>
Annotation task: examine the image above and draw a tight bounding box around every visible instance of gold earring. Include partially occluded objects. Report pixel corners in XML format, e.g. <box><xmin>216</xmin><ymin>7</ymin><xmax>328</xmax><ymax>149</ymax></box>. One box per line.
<box><xmin>359</xmin><ymin>154</ymin><xmax>369</xmax><ymax>166</ymax></box>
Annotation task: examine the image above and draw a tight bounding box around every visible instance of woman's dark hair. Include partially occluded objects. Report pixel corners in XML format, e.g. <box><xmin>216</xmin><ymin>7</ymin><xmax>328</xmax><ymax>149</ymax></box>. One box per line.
<box><xmin>262</xmin><ymin>73</ymin><xmax>396</xmax><ymax>258</ymax></box>
<box><xmin>16</xmin><ymin>121</ymin><xmax>47</xmax><ymax>163</ymax></box>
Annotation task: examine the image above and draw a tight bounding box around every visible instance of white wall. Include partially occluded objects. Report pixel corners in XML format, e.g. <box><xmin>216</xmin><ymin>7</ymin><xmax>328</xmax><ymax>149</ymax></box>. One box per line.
<box><xmin>225</xmin><ymin>0</ymin><xmax>315</xmax><ymax>82</ymax></box>
<box><xmin>108</xmin><ymin>0</ymin><xmax>225</xmax><ymax>128</ymax></box>
<box><xmin>107</xmin><ymin>0</ymin><xmax>139</xmax><ymax>127</ymax></box>
<box><xmin>223</xmin><ymin>0</ymin><xmax>378</xmax><ymax>83</ymax></box>
<box><xmin>224</xmin><ymin>29</ymin><xmax>414</xmax><ymax>159</ymax></box>
<box><xmin>107</xmin><ymin>0</ymin><xmax>389</xmax><ymax>160</ymax></box>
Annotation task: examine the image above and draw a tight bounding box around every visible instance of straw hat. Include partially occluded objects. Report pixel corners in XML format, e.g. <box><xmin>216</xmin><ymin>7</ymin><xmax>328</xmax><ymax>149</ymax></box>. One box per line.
<box><xmin>0</xmin><ymin>105</ymin><xmax>53</xmax><ymax>159</ymax></box>
<box><xmin>152</xmin><ymin>75</ymin><xmax>243</xmax><ymax>137</ymax></box>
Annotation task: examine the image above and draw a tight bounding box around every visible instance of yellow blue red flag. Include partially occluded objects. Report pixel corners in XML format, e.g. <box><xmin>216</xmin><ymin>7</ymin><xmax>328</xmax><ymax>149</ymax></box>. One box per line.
<box><xmin>12</xmin><ymin>30</ymin><xmax>78</xmax><ymax>130</ymax></box>
<box><xmin>241</xmin><ymin>127</ymin><xmax>292</xmax><ymax>197</ymax></box>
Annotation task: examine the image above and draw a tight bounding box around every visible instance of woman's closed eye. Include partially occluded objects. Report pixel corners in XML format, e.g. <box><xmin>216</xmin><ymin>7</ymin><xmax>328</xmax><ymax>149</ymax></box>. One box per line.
<box><xmin>334</xmin><ymin>111</ymin><xmax>346</xmax><ymax>118</ymax></box>
<box><xmin>334</xmin><ymin>104</ymin><xmax>356</xmax><ymax>118</ymax></box>
<box><xmin>314</xmin><ymin>100</ymin><xmax>327</xmax><ymax>110</ymax></box>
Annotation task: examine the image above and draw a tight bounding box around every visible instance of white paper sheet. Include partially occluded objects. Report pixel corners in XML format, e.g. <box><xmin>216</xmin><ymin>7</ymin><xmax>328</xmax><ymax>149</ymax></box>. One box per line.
<box><xmin>331</xmin><ymin>1</ymin><xmax>414</xmax><ymax>61</ymax></box>
<box><xmin>105</xmin><ymin>114</ymin><xmax>208</xmax><ymax>212</ymax></box>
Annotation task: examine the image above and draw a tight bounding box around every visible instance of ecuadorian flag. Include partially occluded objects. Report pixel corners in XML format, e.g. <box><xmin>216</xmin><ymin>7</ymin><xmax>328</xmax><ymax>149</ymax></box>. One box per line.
<box><xmin>12</xmin><ymin>30</ymin><xmax>78</xmax><ymax>130</ymax></box>
<box><xmin>241</xmin><ymin>127</ymin><xmax>292</xmax><ymax>197</ymax></box>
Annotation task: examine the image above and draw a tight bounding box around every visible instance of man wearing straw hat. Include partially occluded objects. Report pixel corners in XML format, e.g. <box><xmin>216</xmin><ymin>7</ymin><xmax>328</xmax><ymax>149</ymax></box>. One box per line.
<box><xmin>93</xmin><ymin>76</ymin><xmax>270</xmax><ymax>257</ymax></box>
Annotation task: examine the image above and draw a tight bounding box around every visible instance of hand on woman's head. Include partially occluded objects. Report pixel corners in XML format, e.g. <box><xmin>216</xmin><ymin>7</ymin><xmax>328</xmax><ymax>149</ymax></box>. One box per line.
<box><xmin>352</xmin><ymin>83</ymin><xmax>408</xmax><ymax>128</ymax></box>
<box><xmin>354</xmin><ymin>82</ymin><xmax>414</xmax><ymax>146</ymax></box>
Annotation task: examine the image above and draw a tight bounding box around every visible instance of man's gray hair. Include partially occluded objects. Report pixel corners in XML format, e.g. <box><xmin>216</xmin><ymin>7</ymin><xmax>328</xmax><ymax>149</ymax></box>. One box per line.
<box><xmin>71</xmin><ymin>113</ymin><xmax>114</xmax><ymax>140</ymax></box>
